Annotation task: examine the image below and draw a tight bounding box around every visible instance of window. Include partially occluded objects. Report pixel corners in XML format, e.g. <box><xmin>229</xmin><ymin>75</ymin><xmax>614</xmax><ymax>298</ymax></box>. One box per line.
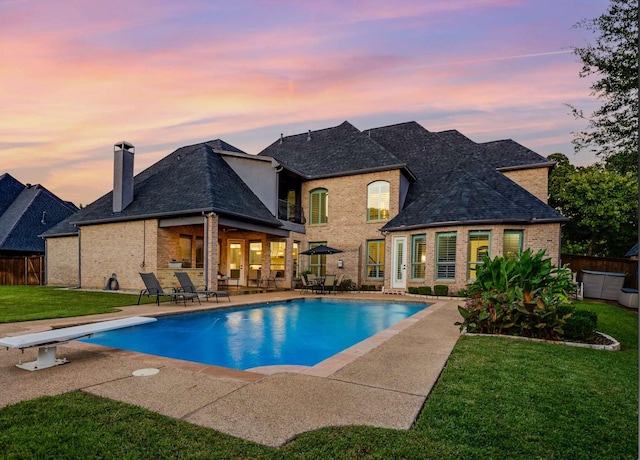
<box><xmin>367</xmin><ymin>240</ymin><xmax>385</xmax><ymax>279</ymax></box>
<box><xmin>179</xmin><ymin>235</ymin><xmax>192</xmax><ymax>267</ymax></box>
<box><xmin>309</xmin><ymin>188</ymin><xmax>328</xmax><ymax>225</ymax></box>
<box><xmin>411</xmin><ymin>235</ymin><xmax>426</xmax><ymax>279</ymax></box>
<box><xmin>293</xmin><ymin>241</ymin><xmax>299</xmax><ymax>278</ymax></box>
<box><xmin>249</xmin><ymin>241</ymin><xmax>262</xmax><ymax>270</ymax></box>
<box><xmin>367</xmin><ymin>181</ymin><xmax>390</xmax><ymax>221</ymax></box>
<box><xmin>468</xmin><ymin>231</ymin><xmax>490</xmax><ymax>279</ymax></box>
<box><xmin>436</xmin><ymin>232</ymin><xmax>456</xmax><ymax>280</ymax></box>
<box><xmin>270</xmin><ymin>241</ymin><xmax>286</xmax><ymax>277</ymax></box>
<box><xmin>308</xmin><ymin>242</ymin><xmax>326</xmax><ymax>276</ymax></box>
<box><xmin>195</xmin><ymin>236</ymin><xmax>204</xmax><ymax>268</ymax></box>
<box><xmin>504</xmin><ymin>230</ymin><xmax>523</xmax><ymax>257</ymax></box>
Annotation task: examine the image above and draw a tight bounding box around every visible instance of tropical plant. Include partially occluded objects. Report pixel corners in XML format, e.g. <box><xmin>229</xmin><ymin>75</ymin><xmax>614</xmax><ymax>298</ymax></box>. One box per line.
<box><xmin>458</xmin><ymin>249</ymin><xmax>579</xmax><ymax>340</ymax></box>
<box><xmin>467</xmin><ymin>249</ymin><xmax>574</xmax><ymax>302</ymax></box>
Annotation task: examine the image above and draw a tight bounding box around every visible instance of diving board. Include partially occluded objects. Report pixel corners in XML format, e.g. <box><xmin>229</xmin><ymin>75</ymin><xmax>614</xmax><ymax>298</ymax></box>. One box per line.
<box><xmin>0</xmin><ymin>316</ymin><xmax>157</xmax><ymax>371</ymax></box>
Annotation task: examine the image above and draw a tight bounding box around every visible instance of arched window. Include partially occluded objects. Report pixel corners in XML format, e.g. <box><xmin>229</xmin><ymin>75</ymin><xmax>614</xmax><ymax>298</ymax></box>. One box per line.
<box><xmin>309</xmin><ymin>188</ymin><xmax>328</xmax><ymax>225</ymax></box>
<box><xmin>367</xmin><ymin>181</ymin><xmax>390</xmax><ymax>221</ymax></box>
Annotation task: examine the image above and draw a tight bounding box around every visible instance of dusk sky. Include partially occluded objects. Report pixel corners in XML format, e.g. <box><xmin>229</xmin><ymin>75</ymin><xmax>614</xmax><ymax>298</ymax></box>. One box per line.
<box><xmin>1</xmin><ymin>0</ymin><xmax>607</xmax><ymax>206</ymax></box>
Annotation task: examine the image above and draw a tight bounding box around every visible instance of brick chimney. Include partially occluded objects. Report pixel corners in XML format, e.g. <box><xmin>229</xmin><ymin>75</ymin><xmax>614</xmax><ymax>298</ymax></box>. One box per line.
<box><xmin>113</xmin><ymin>141</ymin><xmax>135</xmax><ymax>213</ymax></box>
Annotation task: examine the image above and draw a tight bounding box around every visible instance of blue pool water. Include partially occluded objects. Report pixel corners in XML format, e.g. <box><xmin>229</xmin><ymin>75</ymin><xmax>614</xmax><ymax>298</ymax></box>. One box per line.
<box><xmin>81</xmin><ymin>298</ymin><xmax>428</xmax><ymax>370</ymax></box>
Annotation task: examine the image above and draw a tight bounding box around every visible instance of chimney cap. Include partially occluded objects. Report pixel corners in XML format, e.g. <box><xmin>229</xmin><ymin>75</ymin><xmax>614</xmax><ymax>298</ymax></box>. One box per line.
<box><xmin>114</xmin><ymin>141</ymin><xmax>135</xmax><ymax>152</ymax></box>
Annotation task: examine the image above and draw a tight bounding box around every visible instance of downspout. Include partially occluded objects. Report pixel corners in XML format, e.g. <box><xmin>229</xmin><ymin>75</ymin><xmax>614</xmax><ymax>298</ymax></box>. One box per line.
<box><xmin>77</xmin><ymin>226</ymin><xmax>81</xmax><ymax>288</ymax></box>
<box><xmin>203</xmin><ymin>212</ymin><xmax>208</xmax><ymax>287</ymax></box>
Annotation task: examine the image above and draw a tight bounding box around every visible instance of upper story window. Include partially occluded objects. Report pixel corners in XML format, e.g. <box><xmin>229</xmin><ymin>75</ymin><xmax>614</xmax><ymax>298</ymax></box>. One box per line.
<box><xmin>309</xmin><ymin>188</ymin><xmax>328</xmax><ymax>225</ymax></box>
<box><xmin>367</xmin><ymin>181</ymin><xmax>390</xmax><ymax>222</ymax></box>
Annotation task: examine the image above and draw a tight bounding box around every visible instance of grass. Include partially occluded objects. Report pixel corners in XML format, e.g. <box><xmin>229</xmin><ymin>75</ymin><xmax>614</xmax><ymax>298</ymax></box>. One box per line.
<box><xmin>0</xmin><ymin>286</ymin><xmax>158</xmax><ymax>323</ymax></box>
<box><xmin>0</xmin><ymin>291</ymin><xmax>637</xmax><ymax>458</ymax></box>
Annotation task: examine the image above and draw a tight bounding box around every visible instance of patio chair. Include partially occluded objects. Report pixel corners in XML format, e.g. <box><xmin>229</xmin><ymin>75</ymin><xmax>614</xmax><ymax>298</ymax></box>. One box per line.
<box><xmin>174</xmin><ymin>272</ymin><xmax>230</xmax><ymax>303</ymax></box>
<box><xmin>323</xmin><ymin>274</ymin><xmax>337</xmax><ymax>294</ymax></box>
<box><xmin>248</xmin><ymin>269</ymin><xmax>261</xmax><ymax>287</ymax></box>
<box><xmin>138</xmin><ymin>272</ymin><xmax>200</xmax><ymax>307</ymax></box>
<box><xmin>299</xmin><ymin>275</ymin><xmax>310</xmax><ymax>294</ymax></box>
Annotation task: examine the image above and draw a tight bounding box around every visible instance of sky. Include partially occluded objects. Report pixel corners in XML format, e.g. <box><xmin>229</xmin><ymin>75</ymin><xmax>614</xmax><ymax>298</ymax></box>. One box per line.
<box><xmin>1</xmin><ymin>0</ymin><xmax>608</xmax><ymax>206</ymax></box>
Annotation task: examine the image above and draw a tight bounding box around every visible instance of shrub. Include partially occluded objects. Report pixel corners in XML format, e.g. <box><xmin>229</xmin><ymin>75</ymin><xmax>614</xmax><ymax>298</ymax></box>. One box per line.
<box><xmin>563</xmin><ymin>309</ymin><xmax>598</xmax><ymax>341</ymax></box>
<box><xmin>456</xmin><ymin>289</ymin><xmax>568</xmax><ymax>340</ymax></box>
<box><xmin>408</xmin><ymin>287</ymin><xmax>419</xmax><ymax>294</ymax></box>
<box><xmin>338</xmin><ymin>278</ymin><xmax>355</xmax><ymax>291</ymax></box>
<box><xmin>433</xmin><ymin>285</ymin><xmax>448</xmax><ymax>296</ymax></box>
<box><xmin>418</xmin><ymin>286</ymin><xmax>432</xmax><ymax>295</ymax></box>
<box><xmin>457</xmin><ymin>288</ymin><xmax>469</xmax><ymax>298</ymax></box>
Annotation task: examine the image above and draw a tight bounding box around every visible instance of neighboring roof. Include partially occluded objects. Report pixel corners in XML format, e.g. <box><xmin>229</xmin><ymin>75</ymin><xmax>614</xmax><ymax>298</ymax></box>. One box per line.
<box><xmin>60</xmin><ymin>141</ymin><xmax>281</xmax><ymax>228</ymax></box>
<box><xmin>0</xmin><ymin>174</ymin><xmax>78</xmax><ymax>252</ymax></box>
<box><xmin>367</xmin><ymin>122</ymin><xmax>566</xmax><ymax>230</ymax></box>
<box><xmin>625</xmin><ymin>243</ymin><xmax>638</xmax><ymax>258</ymax></box>
<box><xmin>0</xmin><ymin>173</ymin><xmax>25</xmax><ymax>215</ymax></box>
<box><xmin>258</xmin><ymin>121</ymin><xmax>412</xmax><ymax>180</ymax></box>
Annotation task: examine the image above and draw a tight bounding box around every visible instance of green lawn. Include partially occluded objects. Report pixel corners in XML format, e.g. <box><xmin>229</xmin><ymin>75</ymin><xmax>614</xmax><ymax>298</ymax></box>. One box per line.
<box><xmin>0</xmin><ymin>292</ymin><xmax>637</xmax><ymax>459</ymax></box>
<box><xmin>0</xmin><ymin>286</ymin><xmax>157</xmax><ymax>323</ymax></box>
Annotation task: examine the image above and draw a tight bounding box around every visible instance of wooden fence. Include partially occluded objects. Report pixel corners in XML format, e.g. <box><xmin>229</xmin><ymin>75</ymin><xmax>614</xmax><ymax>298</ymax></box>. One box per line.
<box><xmin>560</xmin><ymin>253</ymin><xmax>638</xmax><ymax>289</ymax></box>
<box><xmin>0</xmin><ymin>256</ymin><xmax>44</xmax><ymax>286</ymax></box>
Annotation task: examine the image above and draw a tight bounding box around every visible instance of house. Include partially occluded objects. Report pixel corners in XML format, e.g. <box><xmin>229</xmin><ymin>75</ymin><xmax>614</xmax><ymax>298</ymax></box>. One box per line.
<box><xmin>43</xmin><ymin>121</ymin><xmax>566</xmax><ymax>294</ymax></box>
<box><xmin>0</xmin><ymin>173</ymin><xmax>78</xmax><ymax>256</ymax></box>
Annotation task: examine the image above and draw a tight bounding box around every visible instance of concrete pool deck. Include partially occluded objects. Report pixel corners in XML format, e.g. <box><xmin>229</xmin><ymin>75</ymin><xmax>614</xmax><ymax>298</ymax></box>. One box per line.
<box><xmin>0</xmin><ymin>292</ymin><xmax>461</xmax><ymax>447</ymax></box>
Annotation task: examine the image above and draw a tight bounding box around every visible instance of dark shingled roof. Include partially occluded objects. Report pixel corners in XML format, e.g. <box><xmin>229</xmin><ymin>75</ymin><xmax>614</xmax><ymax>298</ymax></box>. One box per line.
<box><xmin>258</xmin><ymin>121</ymin><xmax>409</xmax><ymax>179</ymax></box>
<box><xmin>65</xmin><ymin>140</ymin><xmax>280</xmax><ymax>228</ymax></box>
<box><xmin>479</xmin><ymin>139</ymin><xmax>554</xmax><ymax>170</ymax></box>
<box><xmin>0</xmin><ymin>174</ymin><xmax>78</xmax><ymax>253</ymax></box>
<box><xmin>367</xmin><ymin>122</ymin><xmax>566</xmax><ymax>230</ymax></box>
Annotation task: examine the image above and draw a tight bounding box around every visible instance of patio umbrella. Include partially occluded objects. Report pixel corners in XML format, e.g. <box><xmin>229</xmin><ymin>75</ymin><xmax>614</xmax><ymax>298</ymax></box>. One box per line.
<box><xmin>300</xmin><ymin>245</ymin><xmax>343</xmax><ymax>255</ymax></box>
<box><xmin>300</xmin><ymin>245</ymin><xmax>343</xmax><ymax>276</ymax></box>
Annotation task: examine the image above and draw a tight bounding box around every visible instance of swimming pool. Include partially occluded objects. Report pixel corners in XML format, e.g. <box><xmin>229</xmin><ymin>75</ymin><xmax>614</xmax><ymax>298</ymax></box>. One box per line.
<box><xmin>81</xmin><ymin>298</ymin><xmax>428</xmax><ymax>370</ymax></box>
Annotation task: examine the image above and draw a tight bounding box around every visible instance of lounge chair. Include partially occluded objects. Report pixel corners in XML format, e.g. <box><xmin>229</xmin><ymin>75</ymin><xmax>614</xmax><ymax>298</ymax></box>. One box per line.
<box><xmin>174</xmin><ymin>272</ymin><xmax>230</xmax><ymax>303</ymax></box>
<box><xmin>138</xmin><ymin>272</ymin><xmax>200</xmax><ymax>306</ymax></box>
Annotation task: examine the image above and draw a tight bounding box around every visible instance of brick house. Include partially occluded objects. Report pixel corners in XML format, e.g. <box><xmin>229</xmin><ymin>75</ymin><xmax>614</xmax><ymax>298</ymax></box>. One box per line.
<box><xmin>43</xmin><ymin>121</ymin><xmax>566</xmax><ymax>293</ymax></box>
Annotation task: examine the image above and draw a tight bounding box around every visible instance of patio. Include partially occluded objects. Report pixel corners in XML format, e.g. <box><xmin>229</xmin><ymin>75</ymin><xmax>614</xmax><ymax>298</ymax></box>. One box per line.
<box><xmin>0</xmin><ymin>292</ymin><xmax>460</xmax><ymax>447</ymax></box>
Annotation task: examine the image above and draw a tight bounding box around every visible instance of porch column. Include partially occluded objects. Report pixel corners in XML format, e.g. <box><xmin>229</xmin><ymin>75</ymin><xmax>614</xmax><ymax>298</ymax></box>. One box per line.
<box><xmin>204</xmin><ymin>213</ymin><xmax>219</xmax><ymax>290</ymax></box>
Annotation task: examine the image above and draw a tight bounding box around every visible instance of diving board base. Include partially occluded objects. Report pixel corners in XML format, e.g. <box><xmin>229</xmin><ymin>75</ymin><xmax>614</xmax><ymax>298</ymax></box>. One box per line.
<box><xmin>17</xmin><ymin>346</ymin><xmax>69</xmax><ymax>371</ymax></box>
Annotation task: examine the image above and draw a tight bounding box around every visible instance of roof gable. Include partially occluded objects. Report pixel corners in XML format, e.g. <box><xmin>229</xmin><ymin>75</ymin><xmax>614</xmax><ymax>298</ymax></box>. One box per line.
<box><xmin>367</xmin><ymin>122</ymin><xmax>565</xmax><ymax>229</ymax></box>
<box><xmin>258</xmin><ymin>121</ymin><xmax>407</xmax><ymax>179</ymax></box>
<box><xmin>70</xmin><ymin>142</ymin><xmax>280</xmax><ymax>227</ymax></box>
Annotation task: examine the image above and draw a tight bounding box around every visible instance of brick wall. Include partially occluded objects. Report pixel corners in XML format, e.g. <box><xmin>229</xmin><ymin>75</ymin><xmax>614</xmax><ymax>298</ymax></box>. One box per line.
<box><xmin>45</xmin><ymin>236</ymin><xmax>79</xmax><ymax>286</ymax></box>
<box><xmin>297</xmin><ymin>169</ymin><xmax>402</xmax><ymax>288</ymax></box>
<box><xmin>79</xmin><ymin>220</ymin><xmax>158</xmax><ymax>290</ymax></box>
<box><xmin>394</xmin><ymin>222</ymin><xmax>561</xmax><ymax>294</ymax></box>
<box><xmin>501</xmin><ymin>167</ymin><xmax>550</xmax><ymax>203</ymax></box>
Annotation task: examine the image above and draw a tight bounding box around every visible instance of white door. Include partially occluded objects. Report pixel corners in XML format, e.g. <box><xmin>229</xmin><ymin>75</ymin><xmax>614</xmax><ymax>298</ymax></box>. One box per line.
<box><xmin>228</xmin><ymin>240</ymin><xmax>245</xmax><ymax>285</ymax></box>
<box><xmin>392</xmin><ymin>236</ymin><xmax>407</xmax><ymax>289</ymax></box>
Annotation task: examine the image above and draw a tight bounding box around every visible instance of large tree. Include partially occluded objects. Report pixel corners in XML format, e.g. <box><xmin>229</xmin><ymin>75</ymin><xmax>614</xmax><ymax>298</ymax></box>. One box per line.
<box><xmin>569</xmin><ymin>0</ymin><xmax>638</xmax><ymax>174</ymax></box>
<box><xmin>548</xmin><ymin>153</ymin><xmax>638</xmax><ymax>257</ymax></box>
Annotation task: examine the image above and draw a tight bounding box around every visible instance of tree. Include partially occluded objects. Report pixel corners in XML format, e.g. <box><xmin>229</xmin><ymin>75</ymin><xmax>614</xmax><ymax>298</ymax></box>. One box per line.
<box><xmin>569</xmin><ymin>0</ymin><xmax>639</xmax><ymax>174</ymax></box>
<box><xmin>548</xmin><ymin>154</ymin><xmax>638</xmax><ymax>257</ymax></box>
